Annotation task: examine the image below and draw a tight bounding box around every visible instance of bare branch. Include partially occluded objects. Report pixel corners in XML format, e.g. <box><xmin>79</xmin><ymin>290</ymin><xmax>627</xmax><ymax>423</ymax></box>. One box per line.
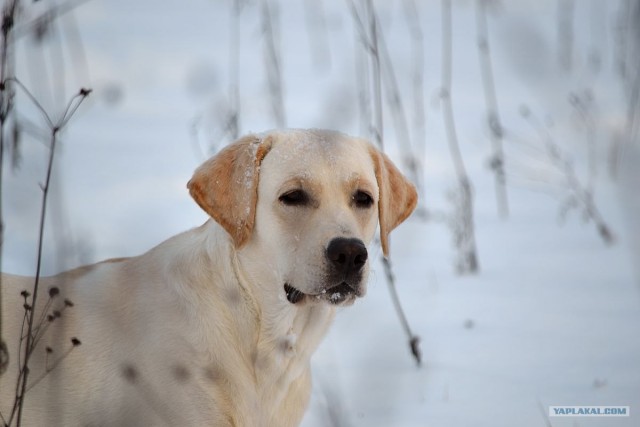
<box><xmin>402</xmin><ymin>0</ymin><xmax>427</xmax><ymax>191</ymax></box>
<box><xmin>260</xmin><ymin>0</ymin><xmax>286</xmax><ymax>128</ymax></box>
<box><xmin>347</xmin><ymin>0</ymin><xmax>421</xmax><ymax>363</ymax></box>
<box><xmin>476</xmin><ymin>0</ymin><xmax>508</xmax><ymax>218</ymax></box>
<box><xmin>376</xmin><ymin>13</ymin><xmax>422</xmax><ymax>193</ymax></box>
<box><xmin>7</xmin><ymin>85</ymin><xmax>90</xmax><ymax>426</ymax></box>
<box><xmin>518</xmin><ymin>108</ymin><xmax>615</xmax><ymax>245</ymax></box>
<box><xmin>557</xmin><ymin>0</ymin><xmax>574</xmax><ymax>72</ymax></box>
<box><xmin>382</xmin><ymin>257</ymin><xmax>421</xmax><ymax>366</ymax></box>
<box><xmin>441</xmin><ymin>0</ymin><xmax>479</xmax><ymax>274</ymax></box>
<box><xmin>0</xmin><ymin>0</ymin><xmax>22</xmax><ymax>382</ymax></box>
<box><xmin>346</xmin><ymin>0</ymin><xmax>383</xmax><ymax>148</ymax></box>
<box><xmin>227</xmin><ymin>0</ymin><xmax>243</xmax><ymax>141</ymax></box>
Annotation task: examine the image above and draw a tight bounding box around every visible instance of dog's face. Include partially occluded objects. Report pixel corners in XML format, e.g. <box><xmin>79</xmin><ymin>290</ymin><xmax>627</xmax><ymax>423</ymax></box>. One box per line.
<box><xmin>251</xmin><ymin>131</ymin><xmax>379</xmax><ymax>305</ymax></box>
<box><xmin>188</xmin><ymin>129</ymin><xmax>417</xmax><ymax>307</ymax></box>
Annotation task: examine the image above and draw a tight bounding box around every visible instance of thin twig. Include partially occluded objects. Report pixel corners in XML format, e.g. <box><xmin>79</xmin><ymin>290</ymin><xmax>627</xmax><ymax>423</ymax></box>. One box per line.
<box><xmin>402</xmin><ymin>0</ymin><xmax>426</xmax><ymax>193</ymax></box>
<box><xmin>25</xmin><ymin>345</ymin><xmax>72</xmax><ymax>393</ymax></box>
<box><xmin>260</xmin><ymin>0</ymin><xmax>286</xmax><ymax>128</ymax></box>
<box><xmin>376</xmin><ymin>12</ymin><xmax>422</xmax><ymax>193</ymax></box>
<box><xmin>346</xmin><ymin>0</ymin><xmax>383</xmax><ymax>148</ymax></box>
<box><xmin>227</xmin><ymin>0</ymin><xmax>242</xmax><ymax>141</ymax></box>
<box><xmin>10</xmin><ymin>86</ymin><xmax>90</xmax><ymax>426</ymax></box>
<box><xmin>365</xmin><ymin>0</ymin><xmax>383</xmax><ymax>149</ymax></box>
<box><xmin>569</xmin><ymin>91</ymin><xmax>597</xmax><ymax>195</ymax></box>
<box><xmin>352</xmin><ymin>16</ymin><xmax>370</xmax><ymax>137</ymax></box>
<box><xmin>25</xmin><ymin>338</ymin><xmax>80</xmax><ymax>393</ymax></box>
<box><xmin>557</xmin><ymin>0</ymin><xmax>574</xmax><ymax>72</ymax></box>
<box><xmin>0</xmin><ymin>0</ymin><xmax>22</xmax><ymax>381</ymax></box>
<box><xmin>6</xmin><ymin>78</ymin><xmax>54</xmax><ymax>128</ymax></box>
<box><xmin>441</xmin><ymin>0</ymin><xmax>479</xmax><ymax>274</ymax></box>
<box><xmin>13</xmin><ymin>0</ymin><xmax>94</xmax><ymax>40</ymax></box>
<box><xmin>520</xmin><ymin>107</ymin><xmax>615</xmax><ymax>245</ymax></box>
<box><xmin>475</xmin><ymin>0</ymin><xmax>508</xmax><ymax>219</ymax></box>
<box><xmin>14</xmin><ymin>129</ymin><xmax>58</xmax><ymax>426</ymax></box>
<box><xmin>346</xmin><ymin>0</ymin><xmax>420</xmax><ymax>364</ymax></box>
<box><xmin>441</xmin><ymin>0</ymin><xmax>467</xmax><ymax>181</ymax></box>
<box><xmin>613</xmin><ymin>0</ymin><xmax>631</xmax><ymax>80</ymax></box>
<box><xmin>382</xmin><ymin>257</ymin><xmax>421</xmax><ymax>366</ymax></box>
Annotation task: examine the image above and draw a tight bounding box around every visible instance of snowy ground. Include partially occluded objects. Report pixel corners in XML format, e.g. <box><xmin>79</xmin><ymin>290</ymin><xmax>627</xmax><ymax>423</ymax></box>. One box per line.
<box><xmin>305</xmin><ymin>166</ymin><xmax>640</xmax><ymax>427</ymax></box>
<box><xmin>2</xmin><ymin>0</ymin><xmax>639</xmax><ymax>426</ymax></box>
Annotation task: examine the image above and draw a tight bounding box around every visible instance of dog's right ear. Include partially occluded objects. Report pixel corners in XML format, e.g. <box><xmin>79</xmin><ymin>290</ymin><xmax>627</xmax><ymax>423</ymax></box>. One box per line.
<box><xmin>188</xmin><ymin>134</ymin><xmax>273</xmax><ymax>248</ymax></box>
<box><xmin>368</xmin><ymin>145</ymin><xmax>418</xmax><ymax>258</ymax></box>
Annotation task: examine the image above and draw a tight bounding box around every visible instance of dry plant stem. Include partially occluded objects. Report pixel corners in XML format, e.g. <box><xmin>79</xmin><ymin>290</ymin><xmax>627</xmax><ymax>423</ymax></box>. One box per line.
<box><xmin>376</xmin><ymin>17</ymin><xmax>422</xmax><ymax>192</ymax></box>
<box><xmin>441</xmin><ymin>0</ymin><xmax>467</xmax><ymax>183</ymax></box>
<box><xmin>0</xmin><ymin>108</ymin><xmax>5</xmax><ymax>377</ymax></box>
<box><xmin>260</xmin><ymin>0</ymin><xmax>286</xmax><ymax>128</ymax></box>
<box><xmin>370</xmin><ymin>2</ymin><xmax>420</xmax><ymax>362</ymax></box>
<box><xmin>0</xmin><ymin>127</ymin><xmax>5</xmax><ymax>378</ymax></box>
<box><xmin>475</xmin><ymin>0</ymin><xmax>508</xmax><ymax>219</ymax></box>
<box><xmin>13</xmin><ymin>0</ymin><xmax>93</xmax><ymax>39</ymax></box>
<box><xmin>402</xmin><ymin>0</ymin><xmax>426</xmax><ymax>184</ymax></box>
<box><xmin>347</xmin><ymin>0</ymin><xmax>420</xmax><ymax>364</ymax></box>
<box><xmin>365</xmin><ymin>0</ymin><xmax>383</xmax><ymax>150</ymax></box>
<box><xmin>0</xmin><ymin>124</ymin><xmax>4</xmax><ymax>370</ymax></box>
<box><xmin>557</xmin><ymin>0</ymin><xmax>574</xmax><ymax>72</ymax></box>
<box><xmin>6</xmin><ymin>85</ymin><xmax>90</xmax><ymax>426</ymax></box>
<box><xmin>525</xmin><ymin>112</ymin><xmax>614</xmax><ymax>245</ymax></box>
<box><xmin>587</xmin><ymin>1</ymin><xmax>603</xmax><ymax>74</ymax></box>
<box><xmin>0</xmin><ymin>0</ymin><xmax>21</xmax><ymax>379</ymax></box>
<box><xmin>613</xmin><ymin>0</ymin><xmax>631</xmax><ymax>80</ymax></box>
<box><xmin>624</xmin><ymin>67</ymin><xmax>640</xmax><ymax>150</ymax></box>
<box><xmin>347</xmin><ymin>0</ymin><xmax>383</xmax><ymax>148</ymax></box>
<box><xmin>15</xmin><ymin>129</ymin><xmax>58</xmax><ymax>426</ymax></box>
<box><xmin>228</xmin><ymin>0</ymin><xmax>241</xmax><ymax>140</ymax></box>
<box><xmin>353</xmin><ymin>22</ymin><xmax>370</xmax><ymax>137</ymax></box>
<box><xmin>570</xmin><ymin>94</ymin><xmax>597</xmax><ymax>194</ymax></box>
<box><xmin>25</xmin><ymin>345</ymin><xmax>73</xmax><ymax>394</ymax></box>
<box><xmin>441</xmin><ymin>0</ymin><xmax>479</xmax><ymax>274</ymax></box>
<box><xmin>382</xmin><ymin>257</ymin><xmax>421</xmax><ymax>366</ymax></box>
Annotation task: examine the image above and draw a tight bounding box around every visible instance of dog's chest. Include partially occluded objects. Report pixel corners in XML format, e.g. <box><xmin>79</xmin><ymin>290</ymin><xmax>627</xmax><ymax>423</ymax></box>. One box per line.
<box><xmin>250</xmin><ymin>305</ymin><xmax>335</xmax><ymax>419</ymax></box>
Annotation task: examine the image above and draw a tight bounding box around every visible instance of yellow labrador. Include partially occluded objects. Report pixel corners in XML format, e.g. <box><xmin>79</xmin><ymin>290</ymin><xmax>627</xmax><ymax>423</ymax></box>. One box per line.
<box><xmin>0</xmin><ymin>129</ymin><xmax>417</xmax><ymax>426</ymax></box>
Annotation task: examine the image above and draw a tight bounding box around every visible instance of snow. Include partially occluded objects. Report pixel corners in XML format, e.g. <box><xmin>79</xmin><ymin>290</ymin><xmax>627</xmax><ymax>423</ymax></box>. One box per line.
<box><xmin>305</xmin><ymin>179</ymin><xmax>640</xmax><ymax>427</ymax></box>
<box><xmin>2</xmin><ymin>0</ymin><xmax>639</xmax><ymax>426</ymax></box>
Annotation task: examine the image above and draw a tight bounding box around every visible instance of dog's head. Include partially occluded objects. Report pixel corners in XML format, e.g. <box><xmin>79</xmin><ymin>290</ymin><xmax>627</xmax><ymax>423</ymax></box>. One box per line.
<box><xmin>188</xmin><ymin>129</ymin><xmax>417</xmax><ymax>306</ymax></box>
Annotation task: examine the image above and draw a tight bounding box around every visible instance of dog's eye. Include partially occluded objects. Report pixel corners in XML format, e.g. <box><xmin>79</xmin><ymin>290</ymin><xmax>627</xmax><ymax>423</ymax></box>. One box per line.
<box><xmin>279</xmin><ymin>189</ymin><xmax>309</xmax><ymax>206</ymax></box>
<box><xmin>353</xmin><ymin>190</ymin><xmax>374</xmax><ymax>208</ymax></box>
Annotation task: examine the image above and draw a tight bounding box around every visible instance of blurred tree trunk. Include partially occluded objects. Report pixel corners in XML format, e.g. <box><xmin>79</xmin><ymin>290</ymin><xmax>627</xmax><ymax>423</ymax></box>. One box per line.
<box><xmin>441</xmin><ymin>0</ymin><xmax>479</xmax><ymax>274</ymax></box>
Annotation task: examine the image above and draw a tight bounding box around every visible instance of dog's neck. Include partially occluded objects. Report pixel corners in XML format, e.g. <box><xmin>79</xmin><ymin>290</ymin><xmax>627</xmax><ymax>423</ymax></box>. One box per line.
<box><xmin>171</xmin><ymin>220</ymin><xmax>336</xmax><ymax>419</ymax></box>
<box><xmin>229</xmin><ymin>226</ymin><xmax>336</xmax><ymax>386</ymax></box>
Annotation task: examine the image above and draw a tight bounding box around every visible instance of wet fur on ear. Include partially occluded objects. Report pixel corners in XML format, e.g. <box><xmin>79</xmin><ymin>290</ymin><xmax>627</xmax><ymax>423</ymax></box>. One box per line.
<box><xmin>188</xmin><ymin>134</ymin><xmax>273</xmax><ymax>247</ymax></box>
<box><xmin>368</xmin><ymin>145</ymin><xmax>418</xmax><ymax>258</ymax></box>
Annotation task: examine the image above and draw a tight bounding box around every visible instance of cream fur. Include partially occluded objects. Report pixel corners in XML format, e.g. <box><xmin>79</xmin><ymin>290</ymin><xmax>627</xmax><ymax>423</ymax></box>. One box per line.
<box><xmin>0</xmin><ymin>129</ymin><xmax>417</xmax><ymax>426</ymax></box>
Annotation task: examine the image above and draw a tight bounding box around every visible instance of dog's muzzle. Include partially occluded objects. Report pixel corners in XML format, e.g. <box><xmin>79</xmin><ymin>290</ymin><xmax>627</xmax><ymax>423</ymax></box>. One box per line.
<box><xmin>284</xmin><ymin>238</ymin><xmax>368</xmax><ymax>305</ymax></box>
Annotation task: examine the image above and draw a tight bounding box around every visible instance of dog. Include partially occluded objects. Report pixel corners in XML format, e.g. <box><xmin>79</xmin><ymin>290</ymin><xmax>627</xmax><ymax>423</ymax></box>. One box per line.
<box><xmin>0</xmin><ymin>129</ymin><xmax>417</xmax><ymax>426</ymax></box>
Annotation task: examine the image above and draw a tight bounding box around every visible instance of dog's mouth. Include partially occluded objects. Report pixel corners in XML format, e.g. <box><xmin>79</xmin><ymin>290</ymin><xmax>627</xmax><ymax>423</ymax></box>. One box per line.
<box><xmin>284</xmin><ymin>282</ymin><xmax>357</xmax><ymax>305</ymax></box>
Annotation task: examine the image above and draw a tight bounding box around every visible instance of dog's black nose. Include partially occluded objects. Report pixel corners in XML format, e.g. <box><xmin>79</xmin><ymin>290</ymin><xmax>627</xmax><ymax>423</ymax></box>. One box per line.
<box><xmin>326</xmin><ymin>238</ymin><xmax>368</xmax><ymax>275</ymax></box>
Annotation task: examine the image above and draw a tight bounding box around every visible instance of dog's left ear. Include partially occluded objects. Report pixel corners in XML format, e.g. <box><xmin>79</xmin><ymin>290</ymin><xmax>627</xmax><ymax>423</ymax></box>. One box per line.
<box><xmin>188</xmin><ymin>134</ymin><xmax>273</xmax><ymax>248</ymax></box>
<box><xmin>369</xmin><ymin>145</ymin><xmax>418</xmax><ymax>258</ymax></box>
